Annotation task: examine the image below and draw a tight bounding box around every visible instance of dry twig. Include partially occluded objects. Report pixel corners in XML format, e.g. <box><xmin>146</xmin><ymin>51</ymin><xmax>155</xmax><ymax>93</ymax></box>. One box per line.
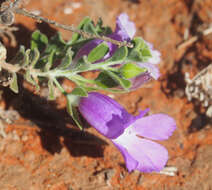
<box><xmin>0</xmin><ymin>25</ymin><xmax>18</xmax><ymax>46</ymax></box>
<box><xmin>177</xmin><ymin>26</ymin><xmax>212</xmax><ymax>49</ymax></box>
<box><xmin>0</xmin><ymin>0</ymin><xmax>133</xmax><ymax>48</ymax></box>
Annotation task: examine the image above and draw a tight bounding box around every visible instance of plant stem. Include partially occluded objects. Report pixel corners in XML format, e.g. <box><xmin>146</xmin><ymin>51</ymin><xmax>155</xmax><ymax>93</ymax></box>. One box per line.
<box><xmin>52</xmin><ymin>78</ymin><xmax>66</xmax><ymax>94</ymax></box>
<box><xmin>0</xmin><ymin>61</ymin><xmax>20</xmax><ymax>72</ymax></box>
<box><xmin>14</xmin><ymin>8</ymin><xmax>133</xmax><ymax>48</ymax></box>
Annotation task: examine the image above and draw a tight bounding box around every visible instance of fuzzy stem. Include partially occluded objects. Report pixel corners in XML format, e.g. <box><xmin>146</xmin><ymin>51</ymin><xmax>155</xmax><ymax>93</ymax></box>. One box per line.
<box><xmin>52</xmin><ymin>78</ymin><xmax>66</xmax><ymax>94</ymax></box>
<box><xmin>14</xmin><ymin>8</ymin><xmax>133</xmax><ymax>48</ymax></box>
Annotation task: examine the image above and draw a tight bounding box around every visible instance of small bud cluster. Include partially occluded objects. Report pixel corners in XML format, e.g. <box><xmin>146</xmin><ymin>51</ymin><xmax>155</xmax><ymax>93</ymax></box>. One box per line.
<box><xmin>185</xmin><ymin>64</ymin><xmax>212</xmax><ymax>117</ymax></box>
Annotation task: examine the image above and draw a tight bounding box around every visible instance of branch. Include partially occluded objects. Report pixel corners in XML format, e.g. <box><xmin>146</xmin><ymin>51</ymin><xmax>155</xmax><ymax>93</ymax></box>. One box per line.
<box><xmin>0</xmin><ymin>61</ymin><xmax>20</xmax><ymax>72</ymax></box>
<box><xmin>0</xmin><ymin>1</ymin><xmax>133</xmax><ymax>48</ymax></box>
<box><xmin>14</xmin><ymin>8</ymin><xmax>133</xmax><ymax>48</ymax></box>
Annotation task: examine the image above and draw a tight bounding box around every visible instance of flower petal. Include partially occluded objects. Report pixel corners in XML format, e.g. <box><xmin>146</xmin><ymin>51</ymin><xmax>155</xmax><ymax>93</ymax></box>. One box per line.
<box><xmin>115</xmin><ymin>13</ymin><xmax>136</xmax><ymax>40</ymax></box>
<box><xmin>129</xmin><ymin>72</ymin><xmax>152</xmax><ymax>90</ymax></box>
<box><xmin>133</xmin><ymin>138</ymin><xmax>168</xmax><ymax>172</ymax></box>
<box><xmin>148</xmin><ymin>49</ymin><xmax>161</xmax><ymax>65</ymax></box>
<box><xmin>113</xmin><ymin>141</ymin><xmax>138</xmax><ymax>172</ymax></box>
<box><xmin>137</xmin><ymin>62</ymin><xmax>160</xmax><ymax>79</ymax></box>
<box><xmin>132</xmin><ymin>114</ymin><xmax>176</xmax><ymax>140</ymax></box>
<box><xmin>145</xmin><ymin>41</ymin><xmax>161</xmax><ymax>65</ymax></box>
<box><xmin>113</xmin><ymin>127</ymin><xmax>168</xmax><ymax>172</ymax></box>
<box><xmin>134</xmin><ymin>108</ymin><xmax>149</xmax><ymax>120</ymax></box>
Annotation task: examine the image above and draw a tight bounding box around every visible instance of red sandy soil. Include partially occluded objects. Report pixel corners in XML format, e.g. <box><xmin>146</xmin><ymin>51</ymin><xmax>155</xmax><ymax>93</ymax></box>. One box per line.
<box><xmin>0</xmin><ymin>0</ymin><xmax>212</xmax><ymax>189</ymax></box>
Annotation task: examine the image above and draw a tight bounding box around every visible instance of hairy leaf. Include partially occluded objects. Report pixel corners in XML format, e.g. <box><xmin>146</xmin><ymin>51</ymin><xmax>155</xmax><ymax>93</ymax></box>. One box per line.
<box><xmin>66</xmin><ymin>94</ymin><xmax>83</xmax><ymax>129</ymax></box>
<box><xmin>9</xmin><ymin>73</ymin><xmax>18</xmax><ymax>93</ymax></box>
<box><xmin>48</xmin><ymin>79</ymin><xmax>55</xmax><ymax>100</ymax></box>
<box><xmin>87</xmin><ymin>42</ymin><xmax>109</xmax><ymax>63</ymax></box>
<box><xmin>70</xmin><ymin>87</ymin><xmax>88</xmax><ymax>97</ymax></box>
<box><xmin>31</xmin><ymin>30</ymin><xmax>48</xmax><ymax>52</ymax></box>
<box><xmin>120</xmin><ymin>63</ymin><xmax>147</xmax><ymax>79</ymax></box>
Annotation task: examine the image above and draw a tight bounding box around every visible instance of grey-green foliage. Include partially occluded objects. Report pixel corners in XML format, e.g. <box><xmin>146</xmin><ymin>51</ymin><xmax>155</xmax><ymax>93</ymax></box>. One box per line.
<box><xmin>6</xmin><ymin>17</ymin><xmax>153</xmax><ymax>129</ymax></box>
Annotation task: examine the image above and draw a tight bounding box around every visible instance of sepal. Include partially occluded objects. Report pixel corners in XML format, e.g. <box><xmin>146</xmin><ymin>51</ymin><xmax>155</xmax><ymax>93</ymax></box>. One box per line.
<box><xmin>66</xmin><ymin>94</ymin><xmax>83</xmax><ymax>129</ymax></box>
<box><xmin>120</xmin><ymin>63</ymin><xmax>147</xmax><ymax>79</ymax></box>
<box><xmin>31</xmin><ymin>30</ymin><xmax>48</xmax><ymax>52</ymax></box>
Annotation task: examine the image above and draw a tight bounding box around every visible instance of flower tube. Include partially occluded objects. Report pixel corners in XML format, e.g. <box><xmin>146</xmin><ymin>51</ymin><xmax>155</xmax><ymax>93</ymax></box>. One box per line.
<box><xmin>78</xmin><ymin>92</ymin><xmax>176</xmax><ymax>172</ymax></box>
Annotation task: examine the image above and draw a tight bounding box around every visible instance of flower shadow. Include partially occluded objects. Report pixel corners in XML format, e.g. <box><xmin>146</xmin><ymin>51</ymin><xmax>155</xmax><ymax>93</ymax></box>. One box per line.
<box><xmin>2</xmin><ymin>22</ymin><xmax>107</xmax><ymax>157</ymax></box>
<box><xmin>3</xmin><ymin>86</ymin><xmax>108</xmax><ymax>157</ymax></box>
<box><xmin>188</xmin><ymin>104</ymin><xmax>211</xmax><ymax>133</ymax></box>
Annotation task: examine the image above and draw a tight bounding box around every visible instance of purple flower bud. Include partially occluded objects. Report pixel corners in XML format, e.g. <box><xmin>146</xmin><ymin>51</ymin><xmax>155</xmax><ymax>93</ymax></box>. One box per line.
<box><xmin>79</xmin><ymin>92</ymin><xmax>132</xmax><ymax>139</ymax></box>
<box><xmin>78</xmin><ymin>92</ymin><xmax>176</xmax><ymax>172</ymax></box>
<box><xmin>74</xmin><ymin>13</ymin><xmax>136</xmax><ymax>63</ymax></box>
<box><xmin>75</xmin><ymin>13</ymin><xmax>161</xmax><ymax>88</ymax></box>
<box><xmin>138</xmin><ymin>41</ymin><xmax>161</xmax><ymax>80</ymax></box>
<box><xmin>114</xmin><ymin>13</ymin><xmax>136</xmax><ymax>41</ymax></box>
<box><xmin>129</xmin><ymin>71</ymin><xmax>152</xmax><ymax>90</ymax></box>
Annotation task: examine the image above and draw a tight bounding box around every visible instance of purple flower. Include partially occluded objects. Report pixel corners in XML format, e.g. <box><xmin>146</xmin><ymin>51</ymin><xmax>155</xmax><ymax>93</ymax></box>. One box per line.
<box><xmin>78</xmin><ymin>92</ymin><xmax>176</xmax><ymax>172</ymax></box>
<box><xmin>138</xmin><ymin>41</ymin><xmax>161</xmax><ymax>80</ymax></box>
<box><xmin>128</xmin><ymin>45</ymin><xmax>160</xmax><ymax>90</ymax></box>
<box><xmin>129</xmin><ymin>71</ymin><xmax>152</xmax><ymax>90</ymax></box>
<box><xmin>74</xmin><ymin>13</ymin><xmax>135</xmax><ymax>62</ymax></box>
<box><xmin>74</xmin><ymin>13</ymin><xmax>161</xmax><ymax>89</ymax></box>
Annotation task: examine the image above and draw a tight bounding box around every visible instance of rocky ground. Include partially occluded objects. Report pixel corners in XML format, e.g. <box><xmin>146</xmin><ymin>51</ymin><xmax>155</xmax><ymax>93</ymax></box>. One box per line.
<box><xmin>0</xmin><ymin>0</ymin><xmax>211</xmax><ymax>189</ymax></box>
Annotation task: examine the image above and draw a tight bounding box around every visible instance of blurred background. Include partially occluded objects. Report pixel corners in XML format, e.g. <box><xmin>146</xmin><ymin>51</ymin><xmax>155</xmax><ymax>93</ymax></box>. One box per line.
<box><xmin>0</xmin><ymin>0</ymin><xmax>211</xmax><ymax>189</ymax></box>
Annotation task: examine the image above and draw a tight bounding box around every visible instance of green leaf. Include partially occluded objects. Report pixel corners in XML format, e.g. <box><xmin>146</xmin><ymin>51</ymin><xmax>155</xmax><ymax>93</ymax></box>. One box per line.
<box><xmin>95</xmin><ymin>71</ymin><xmax>119</xmax><ymax>88</ymax></box>
<box><xmin>83</xmin><ymin>21</ymin><xmax>97</xmax><ymax>35</ymax></box>
<box><xmin>70</xmin><ymin>17</ymin><xmax>92</xmax><ymax>43</ymax></box>
<box><xmin>108</xmin><ymin>46</ymin><xmax>128</xmax><ymax>62</ymax></box>
<box><xmin>66</xmin><ymin>94</ymin><xmax>83</xmax><ymax>129</ymax></box>
<box><xmin>69</xmin><ymin>16</ymin><xmax>112</xmax><ymax>46</ymax></box>
<box><xmin>45</xmin><ymin>32</ymin><xmax>66</xmax><ymax>56</ymax></box>
<box><xmin>87</xmin><ymin>42</ymin><xmax>109</xmax><ymax>63</ymax></box>
<box><xmin>31</xmin><ymin>30</ymin><xmax>48</xmax><ymax>51</ymax></box>
<box><xmin>29</xmin><ymin>48</ymin><xmax>40</xmax><ymax>68</ymax></box>
<box><xmin>120</xmin><ymin>63</ymin><xmax>147</xmax><ymax>79</ymax></box>
<box><xmin>57</xmin><ymin>47</ymin><xmax>73</xmax><ymax>69</ymax></box>
<box><xmin>24</xmin><ymin>70</ymin><xmax>40</xmax><ymax>91</ymax></box>
<box><xmin>127</xmin><ymin>49</ymin><xmax>142</xmax><ymax>62</ymax></box>
<box><xmin>25</xmin><ymin>70</ymin><xmax>34</xmax><ymax>85</ymax></box>
<box><xmin>22</xmin><ymin>49</ymin><xmax>30</xmax><ymax>67</ymax></box>
<box><xmin>73</xmin><ymin>56</ymin><xmax>92</xmax><ymax>72</ymax></box>
<box><xmin>33</xmin><ymin>32</ymin><xmax>67</xmax><ymax>69</ymax></box>
<box><xmin>141</xmin><ymin>48</ymin><xmax>152</xmax><ymax>62</ymax></box>
<box><xmin>69</xmin><ymin>75</ymin><xmax>96</xmax><ymax>88</ymax></box>
<box><xmin>44</xmin><ymin>49</ymin><xmax>55</xmax><ymax>71</ymax></box>
<box><xmin>95</xmin><ymin>18</ymin><xmax>112</xmax><ymax>35</ymax></box>
<box><xmin>10</xmin><ymin>45</ymin><xmax>25</xmax><ymax>65</ymax></box>
<box><xmin>48</xmin><ymin>80</ymin><xmax>55</xmax><ymax>100</ymax></box>
<box><xmin>131</xmin><ymin>37</ymin><xmax>145</xmax><ymax>50</ymax></box>
<box><xmin>9</xmin><ymin>73</ymin><xmax>18</xmax><ymax>93</ymax></box>
<box><xmin>107</xmin><ymin>71</ymin><xmax>131</xmax><ymax>89</ymax></box>
<box><xmin>101</xmin><ymin>70</ymin><xmax>131</xmax><ymax>89</ymax></box>
<box><xmin>70</xmin><ymin>87</ymin><xmax>88</xmax><ymax>97</ymax></box>
<box><xmin>128</xmin><ymin>37</ymin><xmax>152</xmax><ymax>62</ymax></box>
